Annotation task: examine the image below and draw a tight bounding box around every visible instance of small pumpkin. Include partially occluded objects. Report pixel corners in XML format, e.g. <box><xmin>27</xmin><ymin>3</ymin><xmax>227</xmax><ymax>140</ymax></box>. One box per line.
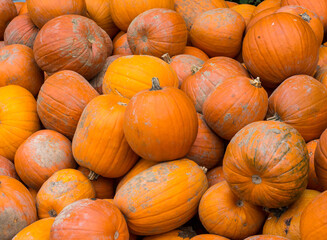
<box><xmin>231</xmin><ymin>4</ymin><xmax>257</xmax><ymax>26</ymax></box>
<box><xmin>0</xmin><ymin>0</ymin><xmax>17</xmax><ymax>40</ymax></box>
<box><xmin>143</xmin><ymin>228</ymin><xmax>196</xmax><ymax>240</ymax></box>
<box><xmin>13</xmin><ymin>217</ymin><xmax>55</xmax><ymax>240</ymax></box>
<box><xmin>206</xmin><ymin>166</ymin><xmax>225</xmax><ymax>187</ymax></box>
<box><xmin>0</xmin><ymin>155</ymin><xmax>18</xmax><ymax>179</ymax></box>
<box><xmin>306</xmin><ymin>140</ymin><xmax>324</xmax><ymax>191</ymax></box>
<box><xmin>314</xmin><ymin>129</ymin><xmax>327</xmax><ymax>190</ymax></box>
<box><xmin>183</xmin><ymin>46</ymin><xmax>209</xmax><ymax>61</ymax></box>
<box><xmin>113</xmin><ymin>33</ymin><xmax>132</xmax><ymax>55</ymax></box>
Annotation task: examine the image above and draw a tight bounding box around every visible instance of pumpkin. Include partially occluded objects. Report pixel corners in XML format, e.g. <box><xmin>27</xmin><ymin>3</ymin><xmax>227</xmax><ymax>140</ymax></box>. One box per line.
<box><xmin>33</xmin><ymin>15</ymin><xmax>112</xmax><ymax>80</ymax></box>
<box><xmin>203</xmin><ymin>76</ymin><xmax>268</xmax><ymax>140</ymax></box>
<box><xmin>0</xmin><ymin>85</ymin><xmax>40</xmax><ymax>161</ymax></box>
<box><xmin>243</xmin><ymin>13</ymin><xmax>319</xmax><ymax>88</ymax></box>
<box><xmin>37</xmin><ymin>70</ymin><xmax>99</xmax><ymax>139</ymax></box>
<box><xmin>190</xmin><ymin>8</ymin><xmax>245</xmax><ymax>58</ymax></box>
<box><xmin>26</xmin><ymin>0</ymin><xmax>86</xmax><ymax>28</ymax></box>
<box><xmin>300</xmin><ymin>190</ymin><xmax>327</xmax><ymax>239</ymax></box>
<box><xmin>142</xmin><ymin>228</ymin><xmax>197</xmax><ymax>240</ymax></box>
<box><xmin>116</xmin><ymin>159</ymin><xmax>157</xmax><ymax>191</ymax></box>
<box><xmin>314</xmin><ymin>129</ymin><xmax>327</xmax><ymax>190</ymax></box>
<box><xmin>231</xmin><ymin>4</ymin><xmax>256</xmax><ymax>26</ymax></box>
<box><xmin>267</xmin><ymin>75</ymin><xmax>327</xmax><ymax>142</ymax></box>
<box><xmin>206</xmin><ymin>166</ymin><xmax>225</xmax><ymax>187</ymax></box>
<box><xmin>315</xmin><ymin>66</ymin><xmax>327</xmax><ymax>87</ymax></box>
<box><xmin>123</xmin><ymin>78</ymin><xmax>198</xmax><ymax>161</ymax></box>
<box><xmin>19</xmin><ymin>2</ymin><xmax>28</xmax><ymax>15</ymax></box>
<box><xmin>127</xmin><ymin>8</ymin><xmax>188</xmax><ymax>57</ymax></box>
<box><xmin>14</xmin><ymin>130</ymin><xmax>76</xmax><ymax>190</ymax></box>
<box><xmin>4</xmin><ymin>14</ymin><xmax>39</xmax><ymax>49</ymax></box>
<box><xmin>276</xmin><ymin>5</ymin><xmax>324</xmax><ymax>45</ymax></box>
<box><xmin>263</xmin><ymin>189</ymin><xmax>320</xmax><ymax>239</ymax></box>
<box><xmin>0</xmin><ymin>155</ymin><xmax>18</xmax><ymax>179</ymax></box>
<box><xmin>102</xmin><ymin>55</ymin><xmax>178</xmax><ymax>99</ymax></box>
<box><xmin>28</xmin><ymin>187</ymin><xmax>37</xmax><ymax>207</ymax></box>
<box><xmin>113</xmin><ymin>31</ymin><xmax>125</xmax><ymax>44</ymax></box>
<box><xmin>78</xmin><ymin>167</ymin><xmax>115</xmax><ymax>199</ymax></box>
<box><xmin>186</xmin><ymin>113</ymin><xmax>225</xmax><ymax>169</ymax></box>
<box><xmin>72</xmin><ymin>94</ymin><xmax>138</xmax><ymax>178</ymax></box>
<box><xmin>0</xmin><ymin>0</ymin><xmax>17</xmax><ymax>40</ymax></box>
<box><xmin>253</xmin><ymin>0</ymin><xmax>281</xmax><ymax>16</ymax></box>
<box><xmin>307</xmin><ymin>140</ymin><xmax>324</xmax><ymax>191</ymax></box>
<box><xmin>113</xmin><ymin>33</ymin><xmax>133</xmax><ymax>55</ymax></box>
<box><xmin>244</xmin><ymin>236</ymin><xmax>290</xmax><ymax>240</ymax></box>
<box><xmin>114</xmin><ymin>159</ymin><xmax>208</xmax><ymax>235</ymax></box>
<box><xmin>109</xmin><ymin>0</ymin><xmax>174</xmax><ymax>32</ymax></box>
<box><xmin>85</xmin><ymin>0</ymin><xmax>119</xmax><ymax>39</ymax></box>
<box><xmin>181</xmin><ymin>57</ymin><xmax>250</xmax><ymax>113</ymax></box>
<box><xmin>13</xmin><ymin>217</ymin><xmax>55</xmax><ymax>240</ymax></box>
<box><xmin>36</xmin><ymin>169</ymin><xmax>95</xmax><ymax>218</ymax></box>
<box><xmin>0</xmin><ymin>44</ymin><xmax>43</xmax><ymax>96</ymax></box>
<box><xmin>14</xmin><ymin>2</ymin><xmax>24</xmax><ymax>13</ymax></box>
<box><xmin>162</xmin><ymin>53</ymin><xmax>204</xmax><ymax>87</ymax></box>
<box><xmin>183</xmin><ymin>46</ymin><xmax>209</xmax><ymax>61</ymax></box>
<box><xmin>318</xmin><ymin>45</ymin><xmax>327</xmax><ymax>69</ymax></box>
<box><xmin>50</xmin><ymin>199</ymin><xmax>129</xmax><ymax>240</ymax></box>
<box><xmin>191</xmin><ymin>235</ymin><xmax>229</xmax><ymax>240</ymax></box>
<box><xmin>223</xmin><ymin>121</ymin><xmax>309</xmax><ymax>208</ymax></box>
<box><xmin>246</xmin><ymin>7</ymin><xmax>279</xmax><ymax>33</ymax></box>
<box><xmin>90</xmin><ymin>55</ymin><xmax>122</xmax><ymax>94</ymax></box>
<box><xmin>226</xmin><ymin>1</ymin><xmax>238</xmax><ymax>7</ymax></box>
<box><xmin>0</xmin><ymin>41</ymin><xmax>4</xmax><ymax>48</ymax></box>
<box><xmin>0</xmin><ymin>175</ymin><xmax>37</xmax><ymax>240</ymax></box>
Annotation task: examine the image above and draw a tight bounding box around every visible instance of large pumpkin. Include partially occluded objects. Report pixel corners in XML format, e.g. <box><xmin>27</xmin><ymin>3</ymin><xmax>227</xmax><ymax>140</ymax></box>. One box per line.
<box><xmin>127</xmin><ymin>8</ymin><xmax>188</xmax><ymax>57</ymax></box>
<box><xmin>0</xmin><ymin>44</ymin><xmax>43</xmax><ymax>96</ymax></box>
<box><xmin>113</xmin><ymin>33</ymin><xmax>132</xmax><ymax>55</ymax></box>
<box><xmin>37</xmin><ymin>70</ymin><xmax>99</xmax><ymax>139</ymax></box>
<box><xmin>0</xmin><ymin>0</ymin><xmax>17</xmax><ymax>40</ymax></box>
<box><xmin>114</xmin><ymin>159</ymin><xmax>208</xmax><ymax>235</ymax></box>
<box><xmin>26</xmin><ymin>0</ymin><xmax>86</xmax><ymax>28</ymax></box>
<box><xmin>306</xmin><ymin>140</ymin><xmax>323</xmax><ymax>191</ymax></box>
<box><xmin>231</xmin><ymin>4</ymin><xmax>257</xmax><ymax>26</ymax></box>
<box><xmin>0</xmin><ymin>155</ymin><xmax>18</xmax><ymax>179</ymax></box>
<box><xmin>267</xmin><ymin>75</ymin><xmax>327</xmax><ymax>142</ymax></box>
<box><xmin>143</xmin><ymin>228</ymin><xmax>196</xmax><ymax>240</ymax></box>
<box><xmin>123</xmin><ymin>78</ymin><xmax>198</xmax><ymax>162</ymax></box>
<box><xmin>0</xmin><ymin>175</ymin><xmax>37</xmax><ymax>240</ymax></box>
<box><xmin>243</xmin><ymin>12</ymin><xmax>319</xmax><ymax>88</ymax></box>
<box><xmin>33</xmin><ymin>15</ymin><xmax>112</xmax><ymax>80</ymax></box>
<box><xmin>223</xmin><ymin>121</ymin><xmax>309</xmax><ymax>208</ymax></box>
<box><xmin>199</xmin><ymin>181</ymin><xmax>266</xmax><ymax>239</ymax></box>
<box><xmin>0</xmin><ymin>85</ymin><xmax>40</xmax><ymax>161</ymax></box>
<box><xmin>102</xmin><ymin>55</ymin><xmax>178</xmax><ymax>99</ymax></box>
<box><xmin>50</xmin><ymin>199</ymin><xmax>129</xmax><ymax>239</ymax></box>
<box><xmin>314</xmin><ymin>129</ymin><xmax>327</xmax><ymax>190</ymax></box>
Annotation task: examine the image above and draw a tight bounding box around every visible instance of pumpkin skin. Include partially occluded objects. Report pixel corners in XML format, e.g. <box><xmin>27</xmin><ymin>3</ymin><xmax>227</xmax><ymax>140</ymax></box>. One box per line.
<box><xmin>243</xmin><ymin>13</ymin><xmax>319</xmax><ymax>88</ymax></box>
<box><xmin>28</xmin><ymin>187</ymin><xmax>37</xmax><ymax>207</ymax></box>
<box><xmin>102</xmin><ymin>55</ymin><xmax>179</xmax><ymax>99</ymax></box>
<box><xmin>244</xmin><ymin>236</ymin><xmax>290</xmax><ymax>240</ymax></box>
<box><xmin>113</xmin><ymin>33</ymin><xmax>133</xmax><ymax>55</ymax></box>
<box><xmin>187</xmin><ymin>113</ymin><xmax>225</xmax><ymax>170</ymax></box>
<box><xmin>0</xmin><ymin>175</ymin><xmax>37</xmax><ymax>240</ymax></box>
<box><xmin>26</xmin><ymin>0</ymin><xmax>86</xmax><ymax>29</ymax></box>
<box><xmin>190</xmin><ymin>8</ymin><xmax>245</xmax><ymax>58</ymax></box>
<box><xmin>223</xmin><ymin>121</ymin><xmax>309</xmax><ymax>208</ymax></box>
<box><xmin>37</xmin><ymin>70</ymin><xmax>99</xmax><ymax>139</ymax></box>
<box><xmin>0</xmin><ymin>44</ymin><xmax>43</xmax><ymax>96</ymax></box>
<box><xmin>73</xmin><ymin>94</ymin><xmax>138</xmax><ymax>178</ymax></box>
<box><xmin>0</xmin><ymin>85</ymin><xmax>40</xmax><ymax>161</ymax></box>
<box><xmin>114</xmin><ymin>159</ymin><xmax>208</xmax><ymax>235</ymax></box>
<box><xmin>253</xmin><ymin>0</ymin><xmax>281</xmax><ymax>16</ymax></box>
<box><xmin>315</xmin><ymin>66</ymin><xmax>327</xmax><ymax>87</ymax></box>
<box><xmin>14</xmin><ymin>130</ymin><xmax>76</xmax><ymax>190</ymax></box>
<box><xmin>183</xmin><ymin>46</ymin><xmax>209</xmax><ymax>61</ymax></box>
<box><xmin>267</xmin><ymin>75</ymin><xmax>327</xmax><ymax>142</ymax></box>
<box><xmin>112</xmin><ymin>31</ymin><xmax>125</xmax><ymax>44</ymax></box>
<box><xmin>123</xmin><ymin>78</ymin><xmax>198</xmax><ymax>162</ymax></box>
<box><xmin>33</xmin><ymin>15</ymin><xmax>112</xmax><ymax>80</ymax></box>
<box><xmin>191</xmin><ymin>235</ymin><xmax>229</xmax><ymax>240</ymax></box>
<box><xmin>50</xmin><ymin>199</ymin><xmax>129</xmax><ymax>240</ymax></box>
<box><xmin>263</xmin><ymin>189</ymin><xmax>320</xmax><ymax>239</ymax></box>
<box><xmin>246</xmin><ymin>7</ymin><xmax>279</xmax><ymax>33</ymax></box>
<box><xmin>19</xmin><ymin>2</ymin><xmax>28</xmax><ymax>15</ymax></box>
<box><xmin>203</xmin><ymin>77</ymin><xmax>268</xmax><ymax>140</ymax></box>
<box><xmin>318</xmin><ymin>45</ymin><xmax>327</xmax><ymax>69</ymax></box>
<box><xmin>307</xmin><ymin>140</ymin><xmax>324</xmax><ymax>191</ymax></box>
<box><xmin>206</xmin><ymin>166</ymin><xmax>225</xmax><ymax>187</ymax></box>
<box><xmin>231</xmin><ymin>4</ymin><xmax>256</xmax><ymax>26</ymax></box>
<box><xmin>127</xmin><ymin>8</ymin><xmax>188</xmax><ymax>57</ymax></box>
<box><xmin>85</xmin><ymin>0</ymin><xmax>119</xmax><ymax>39</ymax></box>
<box><xmin>143</xmin><ymin>228</ymin><xmax>196</xmax><ymax>240</ymax></box>
<box><xmin>12</xmin><ymin>217</ymin><xmax>55</xmax><ymax>240</ymax></box>
<box><xmin>4</xmin><ymin>14</ymin><xmax>39</xmax><ymax>49</ymax></box>
<box><xmin>0</xmin><ymin>0</ymin><xmax>17</xmax><ymax>40</ymax></box>
<box><xmin>314</xmin><ymin>129</ymin><xmax>327</xmax><ymax>190</ymax></box>
<box><xmin>0</xmin><ymin>41</ymin><xmax>4</xmax><ymax>48</ymax></box>
<box><xmin>36</xmin><ymin>169</ymin><xmax>95</xmax><ymax>218</ymax></box>
<box><xmin>14</xmin><ymin>2</ymin><xmax>25</xmax><ymax>13</ymax></box>
<box><xmin>0</xmin><ymin>155</ymin><xmax>18</xmax><ymax>179</ymax></box>
<box><xmin>226</xmin><ymin>1</ymin><xmax>238</xmax><ymax>7</ymax></box>
<box><xmin>181</xmin><ymin>57</ymin><xmax>250</xmax><ymax>113</ymax></box>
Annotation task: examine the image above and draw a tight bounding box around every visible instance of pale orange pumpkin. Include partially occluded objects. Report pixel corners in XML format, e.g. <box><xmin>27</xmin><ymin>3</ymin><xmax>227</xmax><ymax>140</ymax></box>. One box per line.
<box><xmin>13</xmin><ymin>217</ymin><xmax>55</xmax><ymax>240</ymax></box>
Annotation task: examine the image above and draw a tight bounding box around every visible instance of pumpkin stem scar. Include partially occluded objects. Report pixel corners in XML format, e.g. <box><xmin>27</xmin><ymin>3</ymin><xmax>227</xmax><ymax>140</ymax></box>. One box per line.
<box><xmin>150</xmin><ymin>77</ymin><xmax>162</xmax><ymax>91</ymax></box>
<box><xmin>88</xmin><ymin>171</ymin><xmax>99</xmax><ymax>180</ymax></box>
<box><xmin>161</xmin><ymin>53</ymin><xmax>172</xmax><ymax>64</ymax></box>
<box><xmin>200</xmin><ymin>166</ymin><xmax>208</xmax><ymax>174</ymax></box>
<box><xmin>48</xmin><ymin>209</ymin><xmax>57</xmax><ymax>217</ymax></box>
<box><xmin>252</xmin><ymin>175</ymin><xmax>262</xmax><ymax>184</ymax></box>
<box><xmin>300</xmin><ymin>12</ymin><xmax>311</xmax><ymax>23</ymax></box>
<box><xmin>250</xmin><ymin>77</ymin><xmax>262</xmax><ymax>88</ymax></box>
<box><xmin>267</xmin><ymin>113</ymin><xmax>281</xmax><ymax>121</ymax></box>
<box><xmin>191</xmin><ymin>65</ymin><xmax>202</xmax><ymax>74</ymax></box>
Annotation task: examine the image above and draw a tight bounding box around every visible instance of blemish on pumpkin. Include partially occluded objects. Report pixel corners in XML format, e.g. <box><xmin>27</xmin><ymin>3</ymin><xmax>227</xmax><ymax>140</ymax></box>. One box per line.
<box><xmin>128</xmin><ymin>205</ymin><xmax>136</xmax><ymax>213</ymax></box>
<box><xmin>284</xmin><ymin>217</ymin><xmax>292</xmax><ymax>235</ymax></box>
<box><xmin>114</xmin><ymin>231</ymin><xmax>119</xmax><ymax>239</ymax></box>
<box><xmin>48</xmin><ymin>209</ymin><xmax>57</xmax><ymax>217</ymax></box>
<box><xmin>0</xmin><ymin>52</ymin><xmax>10</xmax><ymax>61</ymax></box>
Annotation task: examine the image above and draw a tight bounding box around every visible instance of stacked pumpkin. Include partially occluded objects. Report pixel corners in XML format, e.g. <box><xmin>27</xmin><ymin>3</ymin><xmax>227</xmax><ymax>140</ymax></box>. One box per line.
<box><xmin>1</xmin><ymin>0</ymin><xmax>327</xmax><ymax>239</ymax></box>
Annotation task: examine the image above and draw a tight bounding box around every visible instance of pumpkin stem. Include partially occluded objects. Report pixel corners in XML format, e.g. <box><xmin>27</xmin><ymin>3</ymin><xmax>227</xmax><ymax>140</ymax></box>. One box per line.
<box><xmin>191</xmin><ymin>65</ymin><xmax>202</xmax><ymax>74</ymax></box>
<box><xmin>267</xmin><ymin>113</ymin><xmax>281</xmax><ymax>121</ymax></box>
<box><xmin>178</xmin><ymin>226</ymin><xmax>197</xmax><ymax>238</ymax></box>
<box><xmin>88</xmin><ymin>171</ymin><xmax>99</xmax><ymax>181</ymax></box>
<box><xmin>299</xmin><ymin>12</ymin><xmax>311</xmax><ymax>23</ymax></box>
<box><xmin>161</xmin><ymin>53</ymin><xmax>172</xmax><ymax>64</ymax></box>
<box><xmin>250</xmin><ymin>77</ymin><xmax>262</xmax><ymax>88</ymax></box>
<box><xmin>150</xmin><ymin>77</ymin><xmax>162</xmax><ymax>91</ymax></box>
<box><xmin>48</xmin><ymin>209</ymin><xmax>57</xmax><ymax>217</ymax></box>
<box><xmin>114</xmin><ymin>89</ymin><xmax>124</xmax><ymax>98</ymax></box>
<box><xmin>264</xmin><ymin>206</ymin><xmax>289</xmax><ymax>219</ymax></box>
<box><xmin>252</xmin><ymin>175</ymin><xmax>262</xmax><ymax>184</ymax></box>
<box><xmin>200</xmin><ymin>166</ymin><xmax>208</xmax><ymax>174</ymax></box>
<box><xmin>118</xmin><ymin>102</ymin><xmax>127</xmax><ymax>106</ymax></box>
<box><xmin>236</xmin><ymin>200</ymin><xmax>244</xmax><ymax>207</ymax></box>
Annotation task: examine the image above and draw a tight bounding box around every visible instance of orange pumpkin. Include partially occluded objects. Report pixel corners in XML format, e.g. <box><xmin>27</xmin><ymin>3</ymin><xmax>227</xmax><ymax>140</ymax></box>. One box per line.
<box><xmin>13</xmin><ymin>217</ymin><xmax>55</xmax><ymax>240</ymax></box>
<box><xmin>0</xmin><ymin>175</ymin><xmax>37</xmax><ymax>240</ymax></box>
<box><xmin>307</xmin><ymin>140</ymin><xmax>324</xmax><ymax>191</ymax></box>
<box><xmin>246</xmin><ymin>6</ymin><xmax>279</xmax><ymax>33</ymax></box>
<box><xmin>223</xmin><ymin>121</ymin><xmax>309</xmax><ymax>208</ymax></box>
<box><xmin>19</xmin><ymin>2</ymin><xmax>28</xmax><ymax>15</ymax></box>
<box><xmin>190</xmin><ymin>8</ymin><xmax>245</xmax><ymax>58</ymax></box>
<box><xmin>183</xmin><ymin>46</ymin><xmax>209</xmax><ymax>61</ymax></box>
<box><xmin>114</xmin><ymin>159</ymin><xmax>208</xmax><ymax>235</ymax></box>
<box><xmin>123</xmin><ymin>78</ymin><xmax>198</xmax><ymax>162</ymax></box>
<box><xmin>50</xmin><ymin>199</ymin><xmax>129</xmax><ymax>239</ymax></box>
<box><xmin>113</xmin><ymin>33</ymin><xmax>132</xmax><ymax>55</ymax></box>
<box><xmin>0</xmin><ymin>85</ymin><xmax>40</xmax><ymax>161</ymax></box>
<box><xmin>37</xmin><ymin>70</ymin><xmax>99</xmax><ymax>139</ymax></box>
<box><xmin>267</xmin><ymin>75</ymin><xmax>327</xmax><ymax>142</ymax></box>
<box><xmin>33</xmin><ymin>15</ymin><xmax>112</xmax><ymax>80</ymax></box>
<box><xmin>318</xmin><ymin>45</ymin><xmax>327</xmax><ymax>69</ymax></box>
<box><xmin>36</xmin><ymin>169</ymin><xmax>95</xmax><ymax>218</ymax></box>
<box><xmin>14</xmin><ymin>130</ymin><xmax>76</xmax><ymax>190</ymax></box>
<box><xmin>0</xmin><ymin>44</ymin><xmax>43</xmax><ymax>96</ymax></box>
<box><xmin>112</xmin><ymin>31</ymin><xmax>125</xmax><ymax>44</ymax></box>
<box><xmin>0</xmin><ymin>0</ymin><xmax>17</xmax><ymax>40</ymax></box>
<box><xmin>314</xmin><ymin>129</ymin><xmax>327</xmax><ymax>190</ymax></box>
<box><xmin>28</xmin><ymin>187</ymin><xmax>37</xmax><ymax>207</ymax></box>
<box><xmin>102</xmin><ymin>55</ymin><xmax>178</xmax><ymax>99</ymax></box>
<box><xmin>226</xmin><ymin>1</ymin><xmax>238</xmax><ymax>7</ymax></box>
<box><xmin>191</xmin><ymin>235</ymin><xmax>229</xmax><ymax>240</ymax></box>
<box><xmin>243</xmin><ymin>13</ymin><xmax>319</xmax><ymax>89</ymax></box>
<box><xmin>14</xmin><ymin>2</ymin><xmax>24</xmax><ymax>13</ymax></box>
<box><xmin>0</xmin><ymin>41</ymin><xmax>4</xmax><ymax>48</ymax></box>
<box><xmin>253</xmin><ymin>0</ymin><xmax>281</xmax><ymax>16</ymax></box>
<box><xmin>244</xmin><ymin>236</ymin><xmax>290</xmax><ymax>240</ymax></box>
<box><xmin>231</xmin><ymin>4</ymin><xmax>256</xmax><ymax>26</ymax></box>
<box><xmin>206</xmin><ymin>166</ymin><xmax>225</xmax><ymax>187</ymax></box>
<box><xmin>0</xmin><ymin>155</ymin><xmax>18</xmax><ymax>179</ymax></box>
<box><xmin>263</xmin><ymin>189</ymin><xmax>320</xmax><ymax>239</ymax></box>
<box><xmin>203</xmin><ymin>76</ymin><xmax>268</xmax><ymax>140</ymax></box>
<box><xmin>127</xmin><ymin>8</ymin><xmax>188</xmax><ymax>57</ymax></box>
<box><xmin>315</xmin><ymin>66</ymin><xmax>327</xmax><ymax>87</ymax></box>
<box><xmin>143</xmin><ymin>228</ymin><xmax>196</xmax><ymax>240</ymax></box>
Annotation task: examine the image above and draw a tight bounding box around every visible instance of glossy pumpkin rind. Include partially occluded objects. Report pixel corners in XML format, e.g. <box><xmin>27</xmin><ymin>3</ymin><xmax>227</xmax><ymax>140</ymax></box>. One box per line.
<box><xmin>13</xmin><ymin>217</ymin><xmax>55</xmax><ymax>240</ymax></box>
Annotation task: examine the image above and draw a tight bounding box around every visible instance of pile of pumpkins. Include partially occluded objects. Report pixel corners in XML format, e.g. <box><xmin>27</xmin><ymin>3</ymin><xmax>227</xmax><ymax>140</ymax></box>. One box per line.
<box><xmin>1</xmin><ymin>0</ymin><xmax>327</xmax><ymax>239</ymax></box>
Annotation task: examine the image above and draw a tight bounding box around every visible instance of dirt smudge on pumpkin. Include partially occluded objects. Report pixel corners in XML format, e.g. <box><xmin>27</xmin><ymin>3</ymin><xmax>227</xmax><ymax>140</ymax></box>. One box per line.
<box><xmin>284</xmin><ymin>217</ymin><xmax>292</xmax><ymax>235</ymax></box>
<box><xmin>0</xmin><ymin>207</ymin><xmax>28</xmax><ymax>240</ymax></box>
